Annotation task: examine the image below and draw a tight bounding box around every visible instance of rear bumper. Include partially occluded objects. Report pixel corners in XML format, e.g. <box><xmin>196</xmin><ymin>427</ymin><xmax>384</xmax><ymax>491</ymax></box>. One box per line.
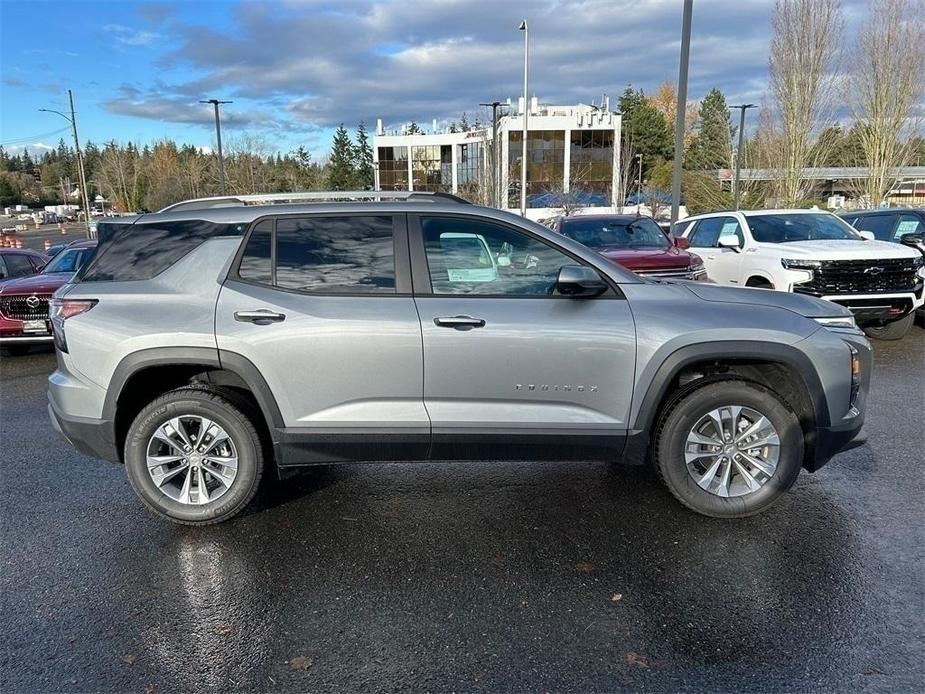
<box><xmin>1</xmin><ymin>335</ymin><xmax>53</xmax><ymax>344</ymax></box>
<box><xmin>48</xmin><ymin>396</ymin><xmax>120</xmax><ymax>462</ymax></box>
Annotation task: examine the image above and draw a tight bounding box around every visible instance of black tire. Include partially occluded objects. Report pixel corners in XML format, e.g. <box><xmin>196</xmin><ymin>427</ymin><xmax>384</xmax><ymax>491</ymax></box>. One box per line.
<box><xmin>863</xmin><ymin>313</ymin><xmax>914</xmax><ymax>341</ymax></box>
<box><xmin>124</xmin><ymin>387</ymin><xmax>264</xmax><ymax>525</ymax></box>
<box><xmin>654</xmin><ymin>380</ymin><xmax>803</xmax><ymax>518</ymax></box>
<box><xmin>1</xmin><ymin>345</ymin><xmax>31</xmax><ymax>357</ymax></box>
<box><xmin>745</xmin><ymin>277</ymin><xmax>774</xmax><ymax>289</ymax></box>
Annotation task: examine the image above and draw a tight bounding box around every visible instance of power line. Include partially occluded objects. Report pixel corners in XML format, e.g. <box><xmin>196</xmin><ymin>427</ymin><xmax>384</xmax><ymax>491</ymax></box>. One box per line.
<box><xmin>1</xmin><ymin>126</ymin><xmax>70</xmax><ymax>146</ymax></box>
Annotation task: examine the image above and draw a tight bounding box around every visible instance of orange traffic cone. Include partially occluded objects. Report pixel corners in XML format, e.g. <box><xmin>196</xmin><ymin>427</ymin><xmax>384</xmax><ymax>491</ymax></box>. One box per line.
<box><xmin>60</xmin><ymin>223</ymin><xmax>66</xmax><ymax>235</ymax></box>
<box><xmin>15</xmin><ymin>239</ymin><xmax>23</xmax><ymax>248</ymax></box>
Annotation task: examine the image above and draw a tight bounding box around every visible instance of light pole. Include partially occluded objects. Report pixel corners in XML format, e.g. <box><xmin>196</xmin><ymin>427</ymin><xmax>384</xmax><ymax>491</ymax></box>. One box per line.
<box><xmin>635</xmin><ymin>153</ymin><xmax>643</xmax><ymax>199</ymax></box>
<box><xmin>479</xmin><ymin>101</ymin><xmax>507</xmax><ymax>208</ymax></box>
<box><xmin>518</xmin><ymin>20</ymin><xmax>529</xmax><ymax>217</ymax></box>
<box><xmin>670</xmin><ymin>0</ymin><xmax>693</xmax><ymax>228</ymax></box>
<box><xmin>200</xmin><ymin>98</ymin><xmax>232</xmax><ymax>194</ymax></box>
<box><xmin>39</xmin><ymin>89</ymin><xmax>92</xmax><ymax>237</ymax></box>
<box><xmin>729</xmin><ymin>103</ymin><xmax>756</xmax><ymax>210</ymax></box>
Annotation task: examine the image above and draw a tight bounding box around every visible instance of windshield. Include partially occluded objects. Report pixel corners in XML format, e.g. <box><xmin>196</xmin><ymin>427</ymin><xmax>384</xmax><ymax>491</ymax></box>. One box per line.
<box><xmin>42</xmin><ymin>247</ymin><xmax>94</xmax><ymax>274</ymax></box>
<box><xmin>560</xmin><ymin>217</ymin><xmax>669</xmax><ymax>249</ymax></box>
<box><xmin>748</xmin><ymin>213</ymin><xmax>861</xmax><ymax>243</ymax></box>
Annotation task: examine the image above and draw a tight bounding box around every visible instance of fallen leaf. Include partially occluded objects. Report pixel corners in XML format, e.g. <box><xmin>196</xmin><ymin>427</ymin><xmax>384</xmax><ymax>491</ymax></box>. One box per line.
<box><xmin>214</xmin><ymin>623</ymin><xmax>234</xmax><ymax>635</ymax></box>
<box><xmin>576</xmin><ymin>560</ymin><xmax>594</xmax><ymax>573</ymax></box>
<box><xmin>121</xmin><ymin>654</ymin><xmax>137</xmax><ymax>666</ymax></box>
<box><xmin>611</xmin><ymin>593</ymin><xmax>623</xmax><ymax>602</ymax></box>
<box><xmin>520</xmin><ymin>600</ymin><xmax>529</xmax><ymax>608</ymax></box>
<box><xmin>143</xmin><ymin>685</ymin><xmax>156</xmax><ymax>694</ymax></box>
<box><xmin>288</xmin><ymin>656</ymin><xmax>313</xmax><ymax>671</ymax></box>
<box><xmin>626</xmin><ymin>652</ymin><xmax>650</xmax><ymax>669</ymax></box>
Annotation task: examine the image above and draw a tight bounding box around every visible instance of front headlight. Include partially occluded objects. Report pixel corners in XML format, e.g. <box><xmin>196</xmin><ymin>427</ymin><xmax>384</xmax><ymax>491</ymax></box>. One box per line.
<box><xmin>782</xmin><ymin>258</ymin><xmax>822</xmax><ymax>270</ymax></box>
<box><xmin>813</xmin><ymin>315</ymin><xmax>859</xmax><ymax>332</ymax></box>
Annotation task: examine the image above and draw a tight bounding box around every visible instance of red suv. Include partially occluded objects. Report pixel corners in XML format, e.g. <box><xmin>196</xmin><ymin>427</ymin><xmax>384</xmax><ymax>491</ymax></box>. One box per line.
<box><xmin>551</xmin><ymin>214</ymin><xmax>707</xmax><ymax>281</ymax></box>
<box><xmin>0</xmin><ymin>239</ymin><xmax>96</xmax><ymax>355</ymax></box>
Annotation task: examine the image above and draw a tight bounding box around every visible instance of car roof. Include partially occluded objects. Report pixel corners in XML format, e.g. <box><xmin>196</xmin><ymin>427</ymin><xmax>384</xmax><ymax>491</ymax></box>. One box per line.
<box><xmin>0</xmin><ymin>247</ymin><xmax>43</xmax><ymax>255</ymax></box>
<box><xmin>559</xmin><ymin>214</ymin><xmax>649</xmax><ymax>223</ymax></box>
<box><xmin>60</xmin><ymin>239</ymin><xmax>97</xmax><ymax>248</ymax></box>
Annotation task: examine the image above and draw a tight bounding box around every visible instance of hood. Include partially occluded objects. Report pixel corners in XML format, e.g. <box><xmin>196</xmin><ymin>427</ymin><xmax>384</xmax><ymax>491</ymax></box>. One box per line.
<box><xmin>598</xmin><ymin>245</ymin><xmax>692</xmax><ymax>270</ymax></box>
<box><xmin>684</xmin><ymin>282</ymin><xmax>852</xmax><ymax>319</ymax></box>
<box><xmin>763</xmin><ymin>239</ymin><xmax>918</xmax><ymax>259</ymax></box>
<box><xmin>0</xmin><ymin>272</ymin><xmax>73</xmax><ymax>296</ymax></box>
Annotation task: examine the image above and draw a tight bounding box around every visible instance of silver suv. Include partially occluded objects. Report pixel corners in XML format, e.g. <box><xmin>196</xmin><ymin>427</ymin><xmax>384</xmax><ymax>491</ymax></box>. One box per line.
<box><xmin>48</xmin><ymin>192</ymin><xmax>871</xmax><ymax>524</ymax></box>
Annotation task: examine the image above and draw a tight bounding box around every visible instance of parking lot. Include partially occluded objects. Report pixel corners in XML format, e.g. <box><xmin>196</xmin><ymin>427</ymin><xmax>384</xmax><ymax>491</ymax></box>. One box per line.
<box><xmin>1</xmin><ymin>328</ymin><xmax>923</xmax><ymax>693</ymax></box>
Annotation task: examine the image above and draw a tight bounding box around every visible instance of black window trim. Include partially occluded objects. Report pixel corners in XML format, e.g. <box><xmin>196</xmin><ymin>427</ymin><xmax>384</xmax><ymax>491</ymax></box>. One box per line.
<box><xmin>228</xmin><ymin>212</ymin><xmax>413</xmax><ymax>297</ymax></box>
<box><xmin>407</xmin><ymin>212</ymin><xmax>625</xmax><ymax>299</ymax></box>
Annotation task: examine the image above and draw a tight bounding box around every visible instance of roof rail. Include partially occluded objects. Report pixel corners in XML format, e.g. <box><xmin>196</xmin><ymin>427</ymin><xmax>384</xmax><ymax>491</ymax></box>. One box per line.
<box><xmin>158</xmin><ymin>190</ymin><xmax>472</xmax><ymax>213</ymax></box>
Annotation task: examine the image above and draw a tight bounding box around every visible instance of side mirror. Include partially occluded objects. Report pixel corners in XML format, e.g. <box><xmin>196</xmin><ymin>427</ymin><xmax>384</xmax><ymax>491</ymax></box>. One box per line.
<box><xmin>717</xmin><ymin>235</ymin><xmax>742</xmax><ymax>252</ymax></box>
<box><xmin>673</xmin><ymin>236</ymin><xmax>691</xmax><ymax>250</ymax></box>
<box><xmin>899</xmin><ymin>232</ymin><xmax>924</xmax><ymax>248</ymax></box>
<box><xmin>556</xmin><ymin>265</ymin><xmax>608</xmax><ymax>298</ymax></box>
<box><xmin>858</xmin><ymin>230</ymin><xmax>875</xmax><ymax>241</ymax></box>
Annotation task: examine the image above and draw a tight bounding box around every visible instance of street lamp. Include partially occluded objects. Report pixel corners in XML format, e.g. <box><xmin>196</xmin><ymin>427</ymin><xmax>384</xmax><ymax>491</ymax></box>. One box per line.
<box><xmin>729</xmin><ymin>103</ymin><xmax>757</xmax><ymax>210</ymax></box>
<box><xmin>39</xmin><ymin>89</ymin><xmax>92</xmax><ymax>237</ymax></box>
<box><xmin>479</xmin><ymin>101</ymin><xmax>508</xmax><ymax>208</ymax></box>
<box><xmin>518</xmin><ymin>20</ymin><xmax>529</xmax><ymax>217</ymax></box>
<box><xmin>200</xmin><ymin>99</ymin><xmax>232</xmax><ymax>195</ymax></box>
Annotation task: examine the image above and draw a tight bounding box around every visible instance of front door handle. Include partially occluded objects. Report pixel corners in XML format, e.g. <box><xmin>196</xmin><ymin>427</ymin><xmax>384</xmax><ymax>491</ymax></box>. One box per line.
<box><xmin>234</xmin><ymin>309</ymin><xmax>286</xmax><ymax>324</ymax></box>
<box><xmin>433</xmin><ymin>315</ymin><xmax>486</xmax><ymax>330</ymax></box>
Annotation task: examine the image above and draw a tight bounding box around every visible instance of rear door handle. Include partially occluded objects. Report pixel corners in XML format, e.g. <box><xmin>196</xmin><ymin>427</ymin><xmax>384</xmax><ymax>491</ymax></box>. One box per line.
<box><xmin>234</xmin><ymin>309</ymin><xmax>286</xmax><ymax>324</ymax></box>
<box><xmin>433</xmin><ymin>315</ymin><xmax>486</xmax><ymax>330</ymax></box>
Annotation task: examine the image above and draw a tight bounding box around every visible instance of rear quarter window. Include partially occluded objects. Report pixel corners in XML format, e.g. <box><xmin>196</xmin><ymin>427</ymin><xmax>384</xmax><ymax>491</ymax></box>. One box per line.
<box><xmin>80</xmin><ymin>219</ymin><xmax>244</xmax><ymax>282</ymax></box>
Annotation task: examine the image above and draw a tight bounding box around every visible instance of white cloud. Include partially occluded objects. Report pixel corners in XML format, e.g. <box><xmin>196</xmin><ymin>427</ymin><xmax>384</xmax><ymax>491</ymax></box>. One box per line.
<box><xmin>103</xmin><ymin>23</ymin><xmax>162</xmax><ymax>47</ymax></box>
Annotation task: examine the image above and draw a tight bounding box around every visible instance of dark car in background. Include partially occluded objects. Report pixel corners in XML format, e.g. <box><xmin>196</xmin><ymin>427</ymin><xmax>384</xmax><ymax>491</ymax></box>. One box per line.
<box><xmin>0</xmin><ymin>248</ymin><xmax>46</xmax><ymax>283</ymax></box>
<box><xmin>838</xmin><ymin>208</ymin><xmax>925</xmax><ymax>254</ymax></box>
<box><xmin>0</xmin><ymin>240</ymin><xmax>97</xmax><ymax>355</ymax></box>
<box><xmin>550</xmin><ymin>214</ymin><xmax>707</xmax><ymax>280</ymax></box>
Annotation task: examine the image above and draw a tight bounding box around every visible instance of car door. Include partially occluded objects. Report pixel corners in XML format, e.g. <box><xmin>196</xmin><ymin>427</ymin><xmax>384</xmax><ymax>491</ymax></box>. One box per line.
<box><xmin>686</xmin><ymin>216</ymin><xmax>745</xmax><ymax>285</ymax></box>
<box><xmin>215</xmin><ymin>213</ymin><xmax>429</xmax><ymax>464</ymax></box>
<box><xmin>409</xmin><ymin>213</ymin><xmax>636</xmax><ymax>462</ymax></box>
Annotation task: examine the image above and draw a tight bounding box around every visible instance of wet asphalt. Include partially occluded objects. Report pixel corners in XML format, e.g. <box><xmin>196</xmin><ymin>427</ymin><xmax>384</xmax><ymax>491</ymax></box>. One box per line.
<box><xmin>1</xmin><ymin>328</ymin><xmax>923</xmax><ymax>693</ymax></box>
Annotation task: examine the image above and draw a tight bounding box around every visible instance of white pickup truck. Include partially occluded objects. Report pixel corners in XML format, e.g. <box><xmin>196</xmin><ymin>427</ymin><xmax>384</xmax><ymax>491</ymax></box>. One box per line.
<box><xmin>675</xmin><ymin>209</ymin><xmax>925</xmax><ymax>340</ymax></box>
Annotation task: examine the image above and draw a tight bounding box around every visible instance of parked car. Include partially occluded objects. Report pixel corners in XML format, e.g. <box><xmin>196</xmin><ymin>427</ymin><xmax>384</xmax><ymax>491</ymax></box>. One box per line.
<box><xmin>43</xmin><ymin>243</ymin><xmax>70</xmax><ymax>259</ymax></box>
<box><xmin>47</xmin><ymin>192</ymin><xmax>870</xmax><ymax>525</ymax></box>
<box><xmin>0</xmin><ymin>240</ymin><xmax>97</xmax><ymax>355</ymax></box>
<box><xmin>550</xmin><ymin>214</ymin><xmax>707</xmax><ymax>281</ymax></box>
<box><xmin>677</xmin><ymin>209</ymin><xmax>925</xmax><ymax>340</ymax></box>
<box><xmin>0</xmin><ymin>248</ymin><xmax>46</xmax><ymax>283</ymax></box>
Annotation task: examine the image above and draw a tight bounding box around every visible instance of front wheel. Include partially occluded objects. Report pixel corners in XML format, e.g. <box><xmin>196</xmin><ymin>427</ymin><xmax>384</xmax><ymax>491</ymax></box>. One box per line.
<box><xmin>124</xmin><ymin>388</ymin><xmax>264</xmax><ymax>525</ymax></box>
<box><xmin>655</xmin><ymin>381</ymin><xmax>804</xmax><ymax>518</ymax></box>
<box><xmin>863</xmin><ymin>313</ymin><xmax>914</xmax><ymax>341</ymax></box>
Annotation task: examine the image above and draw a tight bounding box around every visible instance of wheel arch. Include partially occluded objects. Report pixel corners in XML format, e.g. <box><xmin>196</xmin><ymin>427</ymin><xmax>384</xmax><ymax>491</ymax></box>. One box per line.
<box><xmin>626</xmin><ymin>341</ymin><xmax>827</xmax><ymax>469</ymax></box>
<box><xmin>104</xmin><ymin>347</ymin><xmax>283</xmax><ymax>463</ymax></box>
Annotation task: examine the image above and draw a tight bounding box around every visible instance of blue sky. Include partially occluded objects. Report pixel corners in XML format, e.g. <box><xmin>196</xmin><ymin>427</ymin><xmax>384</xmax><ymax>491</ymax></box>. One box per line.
<box><xmin>0</xmin><ymin>0</ymin><xmax>865</xmax><ymax>160</ymax></box>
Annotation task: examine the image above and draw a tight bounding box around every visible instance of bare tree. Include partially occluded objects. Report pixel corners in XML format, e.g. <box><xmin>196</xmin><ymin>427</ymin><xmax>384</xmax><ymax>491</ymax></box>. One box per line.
<box><xmin>848</xmin><ymin>0</ymin><xmax>925</xmax><ymax>207</ymax></box>
<box><xmin>766</xmin><ymin>0</ymin><xmax>842</xmax><ymax>205</ymax></box>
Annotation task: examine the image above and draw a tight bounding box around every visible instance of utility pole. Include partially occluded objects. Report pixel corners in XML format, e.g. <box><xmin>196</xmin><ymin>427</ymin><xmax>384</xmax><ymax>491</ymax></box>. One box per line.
<box><xmin>39</xmin><ymin>90</ymin><xmax>92</xmax><ymax>237</ymax></box>
<box><xmin>729</xmin><ymin>104</ymin><xmax>756</xmax><ymax>210</ymax></box>
<box><xmin>670</xmin><ymin>0</ymin><xmax>693</xmax><ymax>228</ymax></box>
<box><xmin>519</xmin><ymin>20</ymin><xmax>529</xmax><ymax>217</ymax></box>
<box><xmin>200</xmin><ymin>98</ymin><xmax>232</xmax><ymax>194</ymax></box>
<box><xmin>479</xmin><ymin>101</ymin><xmax>506</xmax><ymax>208</ymax></box>
<box><xmin>635</xmin><ymin>153</ymin><xmax>643</xmax><ymax>199</ymax></box>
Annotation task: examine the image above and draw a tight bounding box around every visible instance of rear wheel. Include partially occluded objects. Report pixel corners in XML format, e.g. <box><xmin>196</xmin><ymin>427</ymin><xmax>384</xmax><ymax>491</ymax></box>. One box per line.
<box><xmin>655</xmin><ymin>380</ymin><xmax>803</xmax><ymax>518</ymax></box>
<box><xmin>124</xmin><ymin>388</ymin><xmax>264</xmax><ymax>525</ymax></box>
<box><xmin>863</xmin><ymin>313</ymin><xmax>914</xmax><ymax>341</ymax></box>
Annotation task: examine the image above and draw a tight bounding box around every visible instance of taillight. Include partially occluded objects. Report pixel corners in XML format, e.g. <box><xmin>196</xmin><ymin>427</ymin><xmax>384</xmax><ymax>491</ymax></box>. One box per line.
<box><xmin>50</xmin><ymin>298</ymin><xmax>97</xmax><ymax>353</ymax></box>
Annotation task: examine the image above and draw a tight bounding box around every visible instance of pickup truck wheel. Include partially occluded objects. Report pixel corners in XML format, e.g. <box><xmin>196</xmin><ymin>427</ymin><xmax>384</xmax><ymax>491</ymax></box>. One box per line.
<box><xmin>124</xmin><ymin>388</ymin><xmax>264</xmax><ymax>525</ymax></box>
<box><xmin>655</xmin><ymin>381</ymin><xmax>803</xmax><ymax>518</ymax></box>
<box><xmin>863</xmin><ymin>313</ymin><xmax>914</xmax><ymax>341</ymax></box>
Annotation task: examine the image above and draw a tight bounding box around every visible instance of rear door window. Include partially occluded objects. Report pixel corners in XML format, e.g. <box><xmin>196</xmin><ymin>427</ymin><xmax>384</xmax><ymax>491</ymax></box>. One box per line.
<box><xmin>852</xmin><ymin>214</ymin><xmax>894</xmax><ymax>241</ymax></box>
<box><xmin>236</xmin><ymin>215</ymin><xmax>396</xmax><ymax>294</ymax></box>
<box><xmin>893</xmin><ymin>214</ymin><xmax>923</xmax><ymax>240</ymax></box>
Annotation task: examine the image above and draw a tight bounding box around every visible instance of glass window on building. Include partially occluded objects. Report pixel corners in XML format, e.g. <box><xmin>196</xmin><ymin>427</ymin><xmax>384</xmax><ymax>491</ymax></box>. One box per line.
<box><xmin>569</xmin><ymin>130</ymin><xmax>615</xmax><ymax>206</ymax></box>
<box><xmin>377</xmin><ymin>146</ymin><xmax>408</xmax><ymax>190</ymax></box>
<box><xmin>411</xmin><ymin>144</ymin><xmax>452</xmax><ymax>192</ymax></box>
<box><xmin>456</xmin><ymin>141</ymin><xmax>485</xmax><ymax>202</ymax></box>
<box><xmin>508</xmin><ymin>131</ymin><xmax>566</xmax><ymax>208</ymax></box>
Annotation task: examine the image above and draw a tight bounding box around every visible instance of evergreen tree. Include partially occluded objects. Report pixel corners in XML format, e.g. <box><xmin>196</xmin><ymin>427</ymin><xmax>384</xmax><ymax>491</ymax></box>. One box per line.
<box><xmin>328</xmin><ymin>124</ymin><xmax>356</xmax><ymax>190</ymax></box>
<box><xmin>619</xmin><ymin>85</ymin><xmax>672</xmax><ymax>169</ymax></box>
<box><xmin>352</xmin><ymin>121</ymin><xmax>374</xmax><ymax>189</ymax></box>
<box><xmin>406</xmin><ymin>121</ymin><xmax>423</xmax><ymax>134</ymax></box>
<box><xmin>459</xmin><ymin>112</ymin><xmax>471</xmax><ymax>132</ymax></box>
<box><xmin>685</xmin><ymin>88</ymin><xmax>732</xmax><ymax>171</ymax></box>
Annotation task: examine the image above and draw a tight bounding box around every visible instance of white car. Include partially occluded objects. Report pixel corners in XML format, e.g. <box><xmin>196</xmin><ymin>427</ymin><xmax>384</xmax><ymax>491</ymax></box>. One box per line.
<box><xmin>675</xmin><ymin>209</ymin><xmax>925</xmax><ymax>340</ymax></box>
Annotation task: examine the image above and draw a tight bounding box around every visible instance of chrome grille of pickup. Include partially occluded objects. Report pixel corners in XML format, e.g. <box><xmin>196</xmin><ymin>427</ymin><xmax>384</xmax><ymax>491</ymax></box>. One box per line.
<box><xmin>792</xmin><ymin>258</ymin><xmax>919</xmax><ymax>296</ymax></box>
<box><xmin>0</xmin><ymin>295</ymin><xmax>51</xmax><ymax>321</ymax></box>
